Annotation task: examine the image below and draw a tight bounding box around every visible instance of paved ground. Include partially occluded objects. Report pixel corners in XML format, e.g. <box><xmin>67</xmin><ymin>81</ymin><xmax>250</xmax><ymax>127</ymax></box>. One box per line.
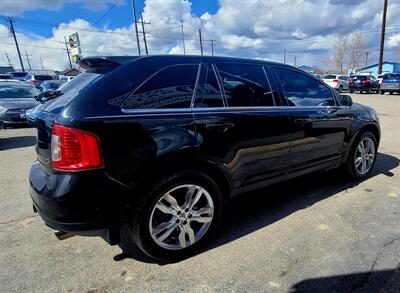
<box><xmin>0</xmin><ymin>93</ymin><xmax>399</xmax><ymax>292</ymax></box>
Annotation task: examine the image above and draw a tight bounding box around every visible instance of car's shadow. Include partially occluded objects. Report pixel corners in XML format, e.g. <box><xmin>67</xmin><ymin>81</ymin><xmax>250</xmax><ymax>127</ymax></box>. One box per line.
<box><xmin>291</xmin><ymin>268</ymin><xmax>399</xmax><ymax>292</ymax></box>
<box><xmin>114</xmin><ymin>152</ymin><xmax>399</xmax><ymax>264</ymax></box>
<box><xmin>0</xmin><ymin>135</ymin><xmax>36</xmax><ymax>150</ymax></box>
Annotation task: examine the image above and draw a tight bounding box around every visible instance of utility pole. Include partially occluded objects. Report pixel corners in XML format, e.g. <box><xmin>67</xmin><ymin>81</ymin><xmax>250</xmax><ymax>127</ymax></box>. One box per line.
<box><xmin>63</xmin><ymin>36</ymin><xmax>73</xmax><ymax>69</ymax></box>
<box><xmin>40</xmin><ymin>57</ymin><xmax>45</xmax><ymax>70</ymax></box>
<box><xmin>131</xmin><ymin>0</ymin><xmax>141</xmax><ymax>55</ymax></box>
<box><xmin>24</xmin><ymin>49</ymin><xmax>32</xmax><ymax>70</ymax></box>
<box><xmin>378</xmin><ymin>0</ymin><xmax>388</xmax><ymax>74</ymax></box>
<box><xmin>283</xmin><ymin>50</ymin><xmax>286</xmax><ymax>64</ymax></box>
<box><xmin>199</xmin><ymin>29</ymin><xmax>203</xmax><ymax>56</ymax></box>
<box><xmin>294</xmin><ymin>56</ymin><xmax>297</xmax><ymax>67</ymax></box>
<box><xmin>210</xmin><ymin>40</ymin><xmax>215</xmax><ymax>56</ymax></box>
<box><xmin>4</xmin><ymin>51</ymin><xmax>13</xmax><ymax>67</ymax></box>
<box><xmin>139</xmin><ymin>12</ymin><xmax>150</xmax><ymax>55</ymax></box>
<box><xmin>180</xmin><ymin>20</ymin><xmax>186</xmax><ymax>55</ymax></box>
<box><xmin>365</xmin><ymin>51</ymin><xmax>369</xmax><ymax>66</ymax></box>
<box><xmin>7</xmin><ymin>18</ymin><xmax>25</xmax><ymax>72</ymax></box>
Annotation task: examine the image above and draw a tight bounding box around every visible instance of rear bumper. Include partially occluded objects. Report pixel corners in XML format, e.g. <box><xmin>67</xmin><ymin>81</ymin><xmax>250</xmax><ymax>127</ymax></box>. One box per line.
<box><xmin>380</xmin><ymin>84</ymin><xmax>400</xmax><ymax>91</ymax></box>
<box><xmin>29</xmin><ymin>161</ymin><xmax>131</xmax><ymax>244</ymax></box>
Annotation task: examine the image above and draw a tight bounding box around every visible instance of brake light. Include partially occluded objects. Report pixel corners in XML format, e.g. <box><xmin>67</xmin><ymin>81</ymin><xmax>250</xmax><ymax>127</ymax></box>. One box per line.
<box><xmin>362</xmin><ymin>80</ymin><xmax>369</xmax><ymax>84</ymax></box>
<box><xmin>29</xmin><ymin>80</ymin><xmax>38</xmax><ymax>84</ymax></box>
<box><xmin>51</xmin><ymin>124</ymin><xmax>103</xmax><ymax>171</ymax></box>
<box><xmin>349</xmin><ymin>79</ymin><xmax>353</xmax><ymax>84</ymax></box>
<box><xmin>332</xmin><ymin>79</ymin><xmax>339</xmax><ymax>83</ymax></box>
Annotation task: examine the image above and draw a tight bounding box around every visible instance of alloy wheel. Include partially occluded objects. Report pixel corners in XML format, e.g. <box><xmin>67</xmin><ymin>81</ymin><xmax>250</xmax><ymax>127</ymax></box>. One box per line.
<box><xmin>149</xmin><ymin>184</ymin><xmax>214</xmax><ymax>250</ymax></box>
<box><xmin>354</xmin><ymin>137</ymin><xmax>376</xmax><ymax>175</ymax></box>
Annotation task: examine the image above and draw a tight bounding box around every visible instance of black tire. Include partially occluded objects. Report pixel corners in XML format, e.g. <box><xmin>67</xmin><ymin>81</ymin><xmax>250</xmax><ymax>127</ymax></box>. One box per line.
<box><xmin>389</xmin><ymin>91</ymin><xmax>393</xmax><ymax>95</ymax></box>
<box><xmin>349</xmin><ymin>90</ymin><xmax>354</xmax><ymax>93</ymax></box>
<box><xmin>380</xmin><ymin>90</ymin><xmax>385</xmax><ymax>95</ymax></box>
<box><xmin>338</xmin><ymin>85</ymin><xmax>343</xmax><ymax>93</ymax></box>
<box><xmin>345</xmin><ymin>131</ymin><xmax>377</xmax><ymax>180</ymax></box>
<box><xmin>131</xmin><ymin>170</ymin><xmax>224</xmax><ymax>261</ymax></box>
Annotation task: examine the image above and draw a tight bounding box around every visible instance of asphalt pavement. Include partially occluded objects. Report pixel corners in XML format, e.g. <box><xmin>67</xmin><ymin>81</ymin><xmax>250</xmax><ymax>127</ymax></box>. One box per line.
<box><xmin>0</xmin><ymin>93</ymin><xmax>399</xmax><ymax>292</ymax></box>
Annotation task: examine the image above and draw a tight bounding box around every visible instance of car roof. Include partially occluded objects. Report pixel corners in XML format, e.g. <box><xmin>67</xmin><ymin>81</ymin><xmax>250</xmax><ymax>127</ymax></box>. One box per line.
<box><xmin>80</xmin><ymin>54</ymin><xmax>292</xmax><ymax>69</ymax></box>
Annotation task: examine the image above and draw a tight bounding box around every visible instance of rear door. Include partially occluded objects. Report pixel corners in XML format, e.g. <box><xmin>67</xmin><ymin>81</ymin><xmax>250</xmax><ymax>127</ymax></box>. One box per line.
<box><xmin>193</xmin><ymin>62</ymin><xmax>291</xmax><ymax>193</ymax></box>
<box><xmin>271</xmin><ymin>65</ymin><xmax>348</xmax><ymax>177</ymax></box>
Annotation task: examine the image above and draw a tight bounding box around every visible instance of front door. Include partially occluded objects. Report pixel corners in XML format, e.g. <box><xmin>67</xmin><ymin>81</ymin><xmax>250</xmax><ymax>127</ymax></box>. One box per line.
<box><xmin>271</xmin><ymin>66</ymin><xmax>349</xmax><ymax>177</ymax></box>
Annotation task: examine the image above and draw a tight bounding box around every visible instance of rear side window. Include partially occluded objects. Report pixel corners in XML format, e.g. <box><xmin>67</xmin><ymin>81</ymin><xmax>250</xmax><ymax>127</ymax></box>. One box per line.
<box><xmin>323</xmin><ymin>75</ymin><xmax>336</xmax><ymax>79</ymax></box>
<box><xmin>194</xmin><ymin>63</ymin><xmax>223</xmax><ymax>108</ymax></box>
<box><xmin>216</xmin><ymin>63</ymin><xmax>274</xmax><ymax>107</ymax></box>
<box><xmin>274</xmin><ymin>67</ymin><xmax>334</xmax><ymax>107</ymax></box>
<box><xmin>34</xmin><ymin>75</ymin><xmax>53</xmax><ymax>81</ymax></box>
<box><xmin>122</xmin><ymin>64</ymin><xmax>198</xmax><ymax>109</ymax></box>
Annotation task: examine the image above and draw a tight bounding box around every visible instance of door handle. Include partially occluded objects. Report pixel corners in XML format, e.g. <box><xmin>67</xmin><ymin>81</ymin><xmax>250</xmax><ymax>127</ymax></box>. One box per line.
<box><xmin>294</xmin><ymin>118</ymin><xmax>312</xmax><ymax>126</ymax></box>
<box><xmin>206</xmin><ymin>122</ymin><xmax>234</xmax><ymax>132</ymax></box>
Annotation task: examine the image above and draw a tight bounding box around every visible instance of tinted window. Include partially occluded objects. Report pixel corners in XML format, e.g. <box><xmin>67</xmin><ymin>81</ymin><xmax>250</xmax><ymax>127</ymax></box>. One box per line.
<box><xmin>122</xmin><ymin>64</ymin><xmax>198</xmax><ymax>109</ymax></box>
<box><xmin>194</xmin><ymin>64</ymin><xmax>223</xmax><ymax>108</ymax></box>
<box><xmin>323</xmin><ymin>75</ymin><xmax>337</xmax><ymax>79</ymax></box>
<box><xmin>274</xmin><ymin>67</ymin><xmax>334</xmax><ymax>107</ymax></box>
<box><xmin>10</xmin><ymin>72</ymin><xmax>27</xmax><ymax>77</ymax></box>
<box><xmin>216</xmin><ymin>63</ymin><xmax>274</xmax><ymax>107</ymax></box>
<box><xmin>353</xmin><ymin>76</ymin><xmax>367</xmax><ymax>80</ymax></box>
<box><xmin>383</xmin><ymin>74</ymin><xmax>400</xmax><ymax>80</ymax></box>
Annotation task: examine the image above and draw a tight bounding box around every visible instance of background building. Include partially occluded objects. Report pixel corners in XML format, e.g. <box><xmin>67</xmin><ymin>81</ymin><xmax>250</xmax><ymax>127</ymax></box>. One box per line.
<box><xmin>355</xmin><ymin>61</ymin><xmax>400</xmax><ymax>76</ymax></box>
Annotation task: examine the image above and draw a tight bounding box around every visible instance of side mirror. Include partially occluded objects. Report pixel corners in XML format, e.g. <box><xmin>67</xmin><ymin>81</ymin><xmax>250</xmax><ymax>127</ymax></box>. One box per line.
<box><xmin>34</xmin><ymin>90</ymin><xmax>54</xmax><ymax>102</ymax></box>
<box><xmin>340</xmin><ymin>95</ymin><xmax>353</xmax><ymax>106</ymax></box>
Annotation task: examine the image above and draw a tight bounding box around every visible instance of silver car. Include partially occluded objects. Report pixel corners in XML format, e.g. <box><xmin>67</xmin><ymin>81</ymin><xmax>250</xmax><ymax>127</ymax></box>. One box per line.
<box><xmin>323</xmin><ymin>74</ymin><xmax>349</xmax><ymax>92</ymax></box>
<box><xmin>0</xmin><ymin>82</ymin><xmax>39</xmax><ymax>125</ymax></box>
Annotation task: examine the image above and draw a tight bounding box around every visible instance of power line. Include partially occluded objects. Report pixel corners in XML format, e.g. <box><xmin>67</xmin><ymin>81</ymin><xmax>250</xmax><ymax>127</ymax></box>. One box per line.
<box><xmin>91</xmin><ymin>0</ymin><xmax>120</xmax><ymax>26</ymax></box>
<box><xmin>131</xmin><ymin>0</ymin><xmax>141</xmax><ymax>55</ymax></box>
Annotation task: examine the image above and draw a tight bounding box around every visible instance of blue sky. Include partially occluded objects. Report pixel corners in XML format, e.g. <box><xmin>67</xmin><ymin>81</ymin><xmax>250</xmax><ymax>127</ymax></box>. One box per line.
<box><xmin>9</xmin><ymin>0</ymin><xmax>219</xmax><ymax>38</ymax></box>
<box><xmin>0</xmin><ymin>0</ymin><xmax>399</xmax><ymax>70</ymax></box>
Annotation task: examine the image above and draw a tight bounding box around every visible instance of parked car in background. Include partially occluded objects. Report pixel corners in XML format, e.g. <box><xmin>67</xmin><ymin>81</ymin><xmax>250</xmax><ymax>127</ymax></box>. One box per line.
<box><xmin>348</xmin><ymin>75</ymin><xmax>380</xmax><ymax>93</ymax></box>
<box><xmin>40</xmin><ymin>80</ymin><xmax>66</xmax><ymax>92</ymax></box>
<box><xmin>28</xmin><ymin>55</ymin><xmax>380</xmax><ymax>260</ymax></box>
<box><xmin>0</xmin><ymin>82</ymin><xmax>39</xmax><ymax>125</ymax></box>
<box><xmin>380</xmin><ymin>73</ymin><xmax>400</xmax><ymax>95</ymax></box>
<box><xmin>376</xmin><ymin>74</ymin><xmax>385</xmax><ymax>85</ymax></box>
<box><xmin>313</xmin><ymin>73</ymin><xmax>322</xmax><ymax>79</ymax></box>
<box><xmin>322</xmin><ymin>74</ymin><xmax>349</xmax><ymax>92</ymax></box>
<box><xmin>8</xmin><ymin>72</ymin><xmax>28</xmax><ymax>81</ymax></box>
<box><xmin>24</xmin><ymin>74</ymin><xmax>53</xmax><ymax>89</ymax></box>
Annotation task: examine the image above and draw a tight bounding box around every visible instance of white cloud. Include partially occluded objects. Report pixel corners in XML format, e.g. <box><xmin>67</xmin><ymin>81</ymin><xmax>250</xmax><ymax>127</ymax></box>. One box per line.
<box><xmin>0</xmin><ymin>0</ymin><xmax>121</xmax><ymax>16</ymax></box>
<box><xmin>0</xmin><ymin>0</ymin><xmax>399</xmax><ymax>71</ymax></box>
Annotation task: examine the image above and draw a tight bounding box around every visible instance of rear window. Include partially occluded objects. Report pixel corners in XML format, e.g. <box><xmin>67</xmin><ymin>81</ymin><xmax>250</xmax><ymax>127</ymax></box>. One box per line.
<box><xmin>383</xmin><ymin>74</ymin><xmax>400</xmax><ymax>80</ymax></box>
<box><xmin>34</xmin><ymin>75</ymin><xmax>53</xmax><ymax>81</ymax></box>
<box><xmin>323</xmin><ymin>75</ymin><xmax>337</xmax><ymax>79</ymax></box>
<box><xmin>0</xmin><ymin>85</ymin><xmax>38</xmax><ymax>98</ymax></box>
<box><xmin>11</xmin><ymin>72</ymin><xmax>27</xmax><ymax>77</ymax></box>
<box><xmin>39</xmin><ymin>72</ymin><xmax>102</xmax><ymax>112</ymax></box>
<box><xmin>0</xmin><ymin>75</ymin><xmax>11</xmax><ymax>79</ymax></box>
<box><xmin>352</xmin><ymin>76</ymin><xmax>367</xmax><ymax>80</ymax></box>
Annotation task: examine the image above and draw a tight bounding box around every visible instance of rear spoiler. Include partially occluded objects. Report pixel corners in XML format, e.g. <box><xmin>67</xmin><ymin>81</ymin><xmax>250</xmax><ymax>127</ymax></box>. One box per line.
<box><xmin>79</xmin><ymin>56</ymin><xmax>141</xmax><ymax>72</ymax></box>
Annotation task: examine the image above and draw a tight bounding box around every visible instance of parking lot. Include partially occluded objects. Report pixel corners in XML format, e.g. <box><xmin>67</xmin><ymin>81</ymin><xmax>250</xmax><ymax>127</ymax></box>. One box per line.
<box><xmin>0</xmin><ymin>93</ymin><xmax>399</xmax><ymax>292</ymax></box>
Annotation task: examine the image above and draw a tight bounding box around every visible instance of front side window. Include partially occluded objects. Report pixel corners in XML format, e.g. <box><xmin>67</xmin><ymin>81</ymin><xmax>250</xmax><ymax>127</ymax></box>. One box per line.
<box><xmin>122</xmin><ymin>64</ymin><xmax>198</xmax><ymax>109</ymax></box>
<box><xmin>274</xmin><ymin>67</ymin><xmax>334</xmax><ymax>107</ymax></box>
<box><xmin>216</xmin><ymin>63</ymin><xmax>275</xmax><ymax>107</ymax></box>
<box><xmin>194</xmin><ymin>64</ymin><xmax>223</xmax><ymax>108</ymax></box>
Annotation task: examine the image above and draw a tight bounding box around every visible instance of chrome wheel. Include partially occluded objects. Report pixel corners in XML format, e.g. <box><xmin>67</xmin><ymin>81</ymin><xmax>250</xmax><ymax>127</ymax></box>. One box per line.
<box><xmin>354</xmin><ymin>137</ymin><xmax>376</xmax><ymax>175</ymax></box>
<box><xmin>149</xmin><ymin>184</ymin><xmax>214</xmax><ymax>250</ymax></box>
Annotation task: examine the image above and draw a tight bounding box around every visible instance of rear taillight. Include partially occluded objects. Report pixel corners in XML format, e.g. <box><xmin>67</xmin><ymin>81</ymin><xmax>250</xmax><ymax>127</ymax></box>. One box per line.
<box><xmin>51</xmin><ymin>124</ymin><xmax>103</xmax><ymax>171</ymax></box>
<box><xmin>29</xmin><ymin>80</ymin><xmax>38</xmax><ymax>84</ymax></box>
<box><xmin>362</xmin><ymin>80</ymin><xmax>369</xmax><ymax>84</ymax></box>
<box><xmin>332</xmin><ymin>79</ymin><xmax>339</xmax><ymax>83</ymax></box>
<box><xmin>349</xmin><ymin>79</ymin><xmax>353</xmax><ymax>84</ymax></box>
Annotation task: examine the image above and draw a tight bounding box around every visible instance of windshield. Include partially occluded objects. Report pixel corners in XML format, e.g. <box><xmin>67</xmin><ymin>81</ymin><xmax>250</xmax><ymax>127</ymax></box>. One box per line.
<box><xmin>34</xmin><ymin>75</ymin><xmax>53</xmax><ymax>81</ymax></box>
<box><xmin>352</xmin><ymin>76</ymin><xmax>367</xmax><ymax>80</ymax></box>
<box><xmin>0</xmin><ymin>85</ymin><xmax>38</xmax><ymax>98</ymax></box>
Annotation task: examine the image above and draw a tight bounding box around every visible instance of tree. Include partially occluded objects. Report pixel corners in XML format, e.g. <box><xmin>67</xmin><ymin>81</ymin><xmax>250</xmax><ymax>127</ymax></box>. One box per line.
<box><xmin>348</xmin><ymin>33</ymin><xmax>368</xmax><ymax>73</ymax></box>
<box><xmin>332</xmin><ymin>33</ymin><xmax>349</xmax><ymax>73</ymax></box>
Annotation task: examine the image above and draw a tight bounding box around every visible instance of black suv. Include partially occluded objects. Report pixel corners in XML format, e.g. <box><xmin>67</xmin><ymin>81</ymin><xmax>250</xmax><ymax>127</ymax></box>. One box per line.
<box><xmin>28</xmin><ymin>55</ymin><xmax>380</xmax><ymax>260</ymax></box>
<box><xmin>348</xmin><ymin>75</ymin><xmax>380</xmax><ymax>93</ymax></box>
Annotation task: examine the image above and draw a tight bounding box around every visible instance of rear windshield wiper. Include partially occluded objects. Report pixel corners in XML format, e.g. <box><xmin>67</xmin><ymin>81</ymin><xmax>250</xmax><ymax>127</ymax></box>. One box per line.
<box><xmin>35</xmin><ymin>90</ymin><xmax>63</xmax><ymax>103</ymax></box>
